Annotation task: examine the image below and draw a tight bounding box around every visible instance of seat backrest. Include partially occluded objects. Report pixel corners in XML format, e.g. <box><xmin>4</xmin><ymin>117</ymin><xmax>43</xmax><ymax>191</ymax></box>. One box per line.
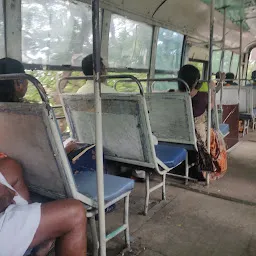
<box><xmin>145</xmin><ymin>92</ymin><xmax>197</xmax><ymax>151</ymax></box>
<box><xmin>216</xmin><ymin>86</ymin><xmax>239</xmax><ymax>106</ymax></box>
<box><xmin>61</xmin><ymin>93</ymin><xmax>157</xmax><ymax>169</ymax></box>
<box><xmin>216</xmin><ymin>86</ymin><xmax>253</xmax><ymax>114</ymax></box>
<box><xmin>0</xmin><ymin>102</ymin><xmax>93</xmax><ymax>206</ymax></box>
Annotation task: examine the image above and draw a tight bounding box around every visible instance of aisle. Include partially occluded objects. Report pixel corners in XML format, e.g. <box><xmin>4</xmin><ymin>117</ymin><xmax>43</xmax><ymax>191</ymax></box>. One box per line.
<box><xmin>185</xmin><ymin>132</ymin><xmax>256</xmax><ymax>205</ymax></box>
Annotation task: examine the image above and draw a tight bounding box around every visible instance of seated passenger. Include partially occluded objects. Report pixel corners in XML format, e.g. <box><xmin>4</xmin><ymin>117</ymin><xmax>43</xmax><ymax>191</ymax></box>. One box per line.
<box><xmin>77</xmin><ymin>54</ymin><xmax>116</xmax><ymax>94</ymax></box>
<box><xmin>225</xmin><ymin>72</ymin><xmax>238</xmax><ymax>86</ymax></box>
<box><xmin>215</xmin><ymin>71</ymin><xmax>226</xmax><ymax>89</ymax></box>
<box><xmin>178</xmin><ymin>64</ymin><xmax>227</xmax><ymax>181</ymax></box>
<box><xmin>0</xmin><ymin>58</ymin><xmax>87</xmax><ymax>160</ymax></box>
<box><xmin>0</xmin><ymin>154</ymin><xmax>87</xmax><ymax>256</ymax></box>
<box><xmin>0</xmin><ymin>58</ymin><xmax>87</xmax><ymax>256</ymax></box>
<box><xmin>246</xmin><ymin>70</ymin><xmax>256</xmax><ymax>86</ymax></box>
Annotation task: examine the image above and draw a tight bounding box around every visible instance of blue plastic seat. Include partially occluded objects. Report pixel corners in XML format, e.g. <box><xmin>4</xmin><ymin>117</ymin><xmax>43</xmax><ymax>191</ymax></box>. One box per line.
<box><xmin>154</xmin><ymin>143</ymin><xmax>187</xmax><ymax>168</ymax></box>
<box><xmin>219</xmin><ymin>123</ymin><xmax>229</xmax><ymax>136</ymax></box>
<box><xmin>74</xmin><ymin>171</ymin><xmax>134</xmax><ymax>202</ymax></box>
<box><xmin>240</xmin><ymin>113</ymin><xmax>251</xmax><ymax>120</ymax></box>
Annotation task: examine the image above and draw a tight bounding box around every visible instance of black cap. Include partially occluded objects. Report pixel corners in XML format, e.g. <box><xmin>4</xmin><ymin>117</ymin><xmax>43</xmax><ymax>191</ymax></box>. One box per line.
<box><xmin>0</xmin><ymin>58</ymin><xmax>25</xmax><ymax>74</ymax></box>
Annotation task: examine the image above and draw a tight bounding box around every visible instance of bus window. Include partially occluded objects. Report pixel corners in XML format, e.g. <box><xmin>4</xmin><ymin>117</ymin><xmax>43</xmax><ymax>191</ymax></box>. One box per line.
<box><xmin>22</xmin><ymin>0</ymin><xmax>95</xmax><ymax>66</ymax></box>
<box><xmin>223</xmin><ymin>50</ymin><xmax>232</xmax><ymax>73</ymax></box>
<box><xmin>0</xmin><ymin>0</ymin><xmax>4</xmax><ymax>58</ymax></box>
<box><xmin>230</xmin><ymin>53</ymin><xmax>239</xmax><ymax>76</ymax></box>
<box><xmin>153</xmin><ymin>74</ymin><xmax>178</xmax><ymax>92</ymax></box>
<box><xmin>108</xmin><ymin>14</ymin><xmax>152</xmax><ymax>69</ymax></box>
<box><xmin>108</xmin><ymin>72</ymin><xmax>147</xmax><ymax>93</ymax></box>
<box><xmin>212</xmin><ymin>50</ymin><xmax>221</xmax><ymax>74</ymax></box>
<box><xmin>247</xmin><ymin>47</ymin><xmax>256</xmax><ymax>80</ymax></box>
<box><xmin>188</xmin><ymin>61</ymin><xmax>204</xmax><ymax>78</ymax></box>
<box><xmin>155</xmin><ymin>28</ymin><xmax>184</xmax><ymax>72</ymax></box>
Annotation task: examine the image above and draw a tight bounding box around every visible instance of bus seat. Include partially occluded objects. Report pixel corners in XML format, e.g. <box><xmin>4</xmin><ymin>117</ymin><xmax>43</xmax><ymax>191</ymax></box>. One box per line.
<box><xmin>219</xmin><ymin>123</ymin><xmax>230</xmax><ymax>137</ymax></box>
<box><xmin>0</xmin><ymin>102</ymin><xmax>133</xmax><ymax>255</ymax></box>
<box><xmin>155</xmin><ymin>143</ymin><xmax>187</xmax><ymax>168</ymax></box>
<box><xmin>216</xmin><ymin>86</ymin><xmax>255</xmax><ymax>132</ymax></box>
<box><xmin>75</xmin><ymin>171</ymin><xmax>134</xmax><ymax>202</ymax></box>
<box><xmin>60</xmin><ymin>93</ymin><xmax>188</xmax><ymax>215</ymax></box>
<box><xmin>145</xmin><ymin>92</ymin><xmax>197</xmax><ymax>151</ymax></box>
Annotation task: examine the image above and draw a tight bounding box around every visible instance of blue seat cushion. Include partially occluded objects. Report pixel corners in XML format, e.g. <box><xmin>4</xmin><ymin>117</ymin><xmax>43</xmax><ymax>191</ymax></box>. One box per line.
<box><xmin>155</xmin><ymin>143</ymin><xmax>187</xmax><ymax>168</ymax></box>
<box><xmin>219</xmin><ymin>123</ymin><xmax>229</xmax><ymax>136</ymax></box>
<box><xmin>74</xmin><ymin>171</ymin><xmax>134</xmax><ymax>202</ymax></box>
<box><xmin>240</xmin><ymin>113</ymin><xmax>251</xmax><ymax>120</ymax></box>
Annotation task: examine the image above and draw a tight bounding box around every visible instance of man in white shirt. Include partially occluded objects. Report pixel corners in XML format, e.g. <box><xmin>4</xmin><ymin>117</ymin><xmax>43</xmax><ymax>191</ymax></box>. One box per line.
<box><xmin>77</xmin><ymin>54</ymin><xmax>116</xmax><ymax>94</ymax></box>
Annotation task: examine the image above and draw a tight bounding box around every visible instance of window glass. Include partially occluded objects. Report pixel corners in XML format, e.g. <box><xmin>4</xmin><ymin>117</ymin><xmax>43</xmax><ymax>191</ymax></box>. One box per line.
<box><xmin>212</xmin><ymin>50</ymin><xmax>221</xmax><ymax>74</ymax></box>
<box><xmin>108</xmin><ymin>15</ymin><xmax>152</xmax><ymax>69</ymax></box>
<box><xmin>0</xmin><ymin>0</ymin><xmax>5</xmax><ymax>58</ymax></box>
<box><xmin>230</xmin><ymin>54</ymin><xmax>239</xmax><ymax>76</ymax></box>
<box><xmin>223</xmin><ymin>50</ymin><xmax>232</xmax><ymax>73</ymax></box>
<box><xmin>155</xmin><ymin>28</ymin><xmax>184</xmax><ymax>72</ymax></box>
<box><xmin>188</xmin><ymin>61</ymin><xmax>204</xmax><ymax>78</ymax></box>
<box><xmin>108</xmin><ymin>72</ymin><xmax>147</xmax><ymax>93</ymax></box>
<box><xmin>153</xmin><ymin>74</ymin><xmax>178</xmax><ymax>92</ymax></box>
<box><xmin>247</xmin><ymin>48</ymin><xmax>256</xmax><ymax>81</ymax></box>
<box><xmin>22</xmin><ymin>0</ymin><xmax>94</xmax><ymax>66</ymax></box>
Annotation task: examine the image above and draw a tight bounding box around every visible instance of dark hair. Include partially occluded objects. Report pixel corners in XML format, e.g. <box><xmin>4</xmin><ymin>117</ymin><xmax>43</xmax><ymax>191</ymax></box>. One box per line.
<box><xmin>216</xmin><ymin>71</ymin><xmax>220</xmax><ymax>79</ymax></box>
<box><xmin>178</xmin><ymin>64</ymin><xmax>200</xmax><ymax>92</ymax></box>
<box><xmin>252</xmin><ymin>70</ymin><xmax>256</xmax><ymax>81</ymax></box>
<box><xmin>226</xmin><ymin>72</ymin><xmax>235</xmax><ymax>82</ymax></box>
<box><xmin>81</xmin><ymin>54</ymin><xmax>104</xmax><ymax>76</ymax></box>
<box><xmin>0</xmin><ymin>58</ymin><xmax>25</xmax><ymax>102</ymax></box>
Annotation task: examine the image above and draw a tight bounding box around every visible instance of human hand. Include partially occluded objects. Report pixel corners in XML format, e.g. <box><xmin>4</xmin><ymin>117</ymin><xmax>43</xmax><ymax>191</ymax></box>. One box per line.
<box><xmin>219</xmin><ymin>72</ymin><xmax>226</xmax><ymax>82</ymax></box>
<box><xmin>65</xmin><ymin>141</ymin><xmax>78</xmax><ymax>154</ymax></box>
<box><xmin>0</xmin><ymin>184</ymin><xmax>16</xmax><ymax>213</ymax></box>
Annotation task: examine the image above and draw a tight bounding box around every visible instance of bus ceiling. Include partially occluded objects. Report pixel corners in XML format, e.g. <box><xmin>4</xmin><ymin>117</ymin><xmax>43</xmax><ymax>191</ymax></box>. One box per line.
<box><xmin>97</xmin><ymin>0</ymin><xmax>256</xmax><ymax>51</ymax></box>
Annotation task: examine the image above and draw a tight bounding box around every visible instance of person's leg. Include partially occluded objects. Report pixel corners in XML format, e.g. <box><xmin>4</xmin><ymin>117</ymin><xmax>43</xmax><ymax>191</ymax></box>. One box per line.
<box><xmin>30</xmin><ymin>199</ymin><xmax>87</xmax><ymax>256</ymax></box>
<box><xmin>0</xmin><ymin>157</ymin><xmax>30</xmax><ymax>201</ymax></box>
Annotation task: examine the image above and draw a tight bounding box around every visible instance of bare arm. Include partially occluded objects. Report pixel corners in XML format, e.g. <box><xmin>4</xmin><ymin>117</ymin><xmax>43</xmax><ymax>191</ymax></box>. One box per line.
<box><xmin>0</xmin><ymin>183</ymin><xmax>15</xmax><ymax>213</ymax></box>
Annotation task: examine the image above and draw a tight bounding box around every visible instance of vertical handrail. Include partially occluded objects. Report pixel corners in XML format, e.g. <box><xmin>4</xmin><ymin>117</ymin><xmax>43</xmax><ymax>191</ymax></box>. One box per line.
<box><xmin>206</xmin><ymin>0</ymin><xmax>215</xmax><ymax>186</ymax></box>
<box><xmin>219</xmin><ymin>7</ymin><xmax>226</xmax><ymax>125</ymax></box>
<box><xmin>92</xmin><ymin>0</ymin><xmax>107</xmax><ymax>255</ymax></box>
<box><xmin>238</xmin><ymin>20</ymin><xmax>243</xmax><ymax>97</ymax></box>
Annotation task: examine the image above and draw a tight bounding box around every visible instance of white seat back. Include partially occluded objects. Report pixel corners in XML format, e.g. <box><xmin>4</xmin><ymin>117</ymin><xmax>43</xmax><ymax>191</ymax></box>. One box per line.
<box><xmin>146</xmin><ymin>92</ymin><xmax>197</xmax><ymax>151</ymax></box>
<box><xmin>61</xmin><ymin>93</ymin><xmax>157</xmax><ymax>169</ymax></box>
<box><xmin>0</xmin><ymin>102</ymin><xmax>94</xmax><ymax>206</ymax></box>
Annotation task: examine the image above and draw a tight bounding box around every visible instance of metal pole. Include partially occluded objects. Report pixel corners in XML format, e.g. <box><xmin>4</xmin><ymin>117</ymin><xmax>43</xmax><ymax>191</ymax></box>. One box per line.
<box><xmin>238</xmin><ymin>20</ymin><xmax>243</xmax><ymax>96</ymax></box>
<box><xmin>92</xmin><ymin>0</ymin><xmax>107</xmax><ymax>255</ymax></box>
<box><xmin>206</xmin><ymin>0</ymin><xmax>215</xmax><ymax>186</ymax></box>
<box><xmin>219</xmin><ymin>7</ymin><xmax>226</xmax><ymax>127</ymax></box>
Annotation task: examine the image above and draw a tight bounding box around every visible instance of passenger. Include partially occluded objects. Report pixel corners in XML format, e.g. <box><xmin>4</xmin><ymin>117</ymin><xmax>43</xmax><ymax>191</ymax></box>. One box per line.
<box><xmin>0</xmin><ymin>58</ymin><xmax>84</xmax><ymax>157</ymax></box>
<box><xmin>246</xmin><ymin>70</ymin><xmax>256</xmax><ymax>86</ymax></box>
<box><xmin>178</xmin><ymin>64</ymin><xmax>227</xmax><ymax>181</ymax></box>
<box><xmin>251</xmin><ymin>70</ymin><xmax>256</xmax><ymax>86</ymax></box>
<box><xmin>225</xmin><ymin>72</ymin><xmax>238</xmax><ymax>86</ymax></box>
<box><xmin>77</xmin><ymin>54</ymin><xmax>116</xmax><ymax>94</ymax></box>
<box><xmin>0</xmin><ymin>154</ymin><xmax>87</xmax><ymax>256</ymax></box>
<box><xmin>215</xmin><ymin>71</ymin><xmax>226</xmax><ymax>89</ymax></box>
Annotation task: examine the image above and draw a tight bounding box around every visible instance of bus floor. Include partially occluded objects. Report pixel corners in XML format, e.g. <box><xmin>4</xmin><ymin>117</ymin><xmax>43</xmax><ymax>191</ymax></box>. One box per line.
<box><xmin>104</xmin><ymin>182</ymin><xmax>256</xmax><ymax>256</ymax></box>
<box><xmin>163</xmin><ymin>131</ymin><xmax>256</xmax><ymax>206</ymax></box>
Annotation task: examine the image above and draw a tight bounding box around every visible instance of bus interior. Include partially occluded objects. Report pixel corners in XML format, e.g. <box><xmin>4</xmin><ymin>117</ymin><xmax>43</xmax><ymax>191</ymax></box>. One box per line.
<box><xmin>1</xmin><ymin>0</ymin><xmax>256</xmax><ymax>255</ymax></box>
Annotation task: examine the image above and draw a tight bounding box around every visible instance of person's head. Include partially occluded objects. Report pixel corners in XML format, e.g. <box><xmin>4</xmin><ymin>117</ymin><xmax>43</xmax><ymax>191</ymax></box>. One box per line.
<box><xmin>216</xmin><ymin>71</ymin><xmax>220</xmax><ymax>80</ymax></box>
<box><xmin>81</xmin><ymin>54</ymin><xmax>106</xmax><ymax>78</ymax></box>
<box><xmin>0</xmin><ymin>58</ymin><xmax>28</xmax><ymax>102</ymax></box>
<box><xmin>178</xmin><ymin>64</ymin><xmax>200</xmax><ymax>97</ymax></box>
<box><xmin>251</xmin><ymin>70</ymin><xmax>256</xmax><ymax>82</ymax></box>
<box><xmin>225</xmin><ymin>72</ymin><xmax>235</xmax><ymax>84</ymax></box>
